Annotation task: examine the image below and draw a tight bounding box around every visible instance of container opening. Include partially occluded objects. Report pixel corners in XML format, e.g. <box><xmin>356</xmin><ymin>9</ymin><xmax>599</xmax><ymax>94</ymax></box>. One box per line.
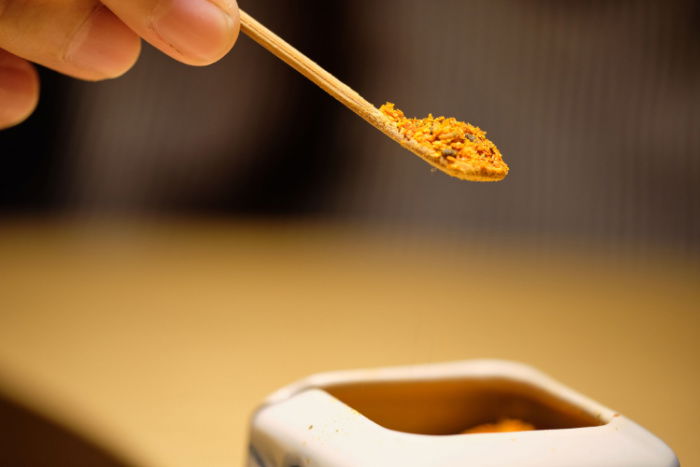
<box><xmin>323</xmin><ymin>377</ymin><xmax>605</xmax><ymax>435</ymax></box>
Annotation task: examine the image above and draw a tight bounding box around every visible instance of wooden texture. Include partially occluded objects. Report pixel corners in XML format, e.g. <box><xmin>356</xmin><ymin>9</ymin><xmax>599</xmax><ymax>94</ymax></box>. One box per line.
<box><xmin>239</xmin><ymin>10</ymin><xmax>503</xmax><ymax>181</ymax></box>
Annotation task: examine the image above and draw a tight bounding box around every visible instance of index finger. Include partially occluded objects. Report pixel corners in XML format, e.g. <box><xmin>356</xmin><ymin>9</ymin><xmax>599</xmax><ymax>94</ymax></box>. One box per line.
<box><xmin>101</xmin><ymin>0</ymin><xmax>240</xmax><ymax>66</ymax></box>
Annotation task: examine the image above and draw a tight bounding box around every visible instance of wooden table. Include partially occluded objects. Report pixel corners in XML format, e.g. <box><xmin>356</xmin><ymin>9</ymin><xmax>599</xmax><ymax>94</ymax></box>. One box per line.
<box><xmin>0</xmin><ymin>220</ymin><xmax>697</xmax><ymax>466</ymax></box>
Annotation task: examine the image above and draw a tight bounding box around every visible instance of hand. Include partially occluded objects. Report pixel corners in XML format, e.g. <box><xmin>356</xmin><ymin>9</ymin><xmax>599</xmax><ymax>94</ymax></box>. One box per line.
<box><xmin>0</xmin><ymin>0</ymin><xmax>240</xmax><ymax>129</ymax></box>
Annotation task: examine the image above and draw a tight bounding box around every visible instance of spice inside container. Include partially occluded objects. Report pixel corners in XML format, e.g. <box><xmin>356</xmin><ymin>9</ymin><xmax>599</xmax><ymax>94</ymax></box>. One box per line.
<box><xmin>324</xmin><ymin>376</ymin><xmax>601</xmax><ymax>436</ymax></box>
<box><xmin>462</xmin><ymin>418</ymin><xmax>535</xmax><ymax>434</ymax></box>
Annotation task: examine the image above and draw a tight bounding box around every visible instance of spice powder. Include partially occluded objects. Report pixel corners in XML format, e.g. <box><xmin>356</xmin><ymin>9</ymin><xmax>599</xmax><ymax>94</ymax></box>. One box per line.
<box><xmin>379</xmin><ymin>102</ymin><xmax>509</xmax><ymax>181</ymax></box>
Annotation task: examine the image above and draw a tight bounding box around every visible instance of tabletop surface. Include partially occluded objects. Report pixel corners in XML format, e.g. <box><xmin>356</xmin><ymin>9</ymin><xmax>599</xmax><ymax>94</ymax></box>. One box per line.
<box><xmin>0</xmin><ymin>220</ymin><xmax>697</xmax><ymax>466</ymax></box>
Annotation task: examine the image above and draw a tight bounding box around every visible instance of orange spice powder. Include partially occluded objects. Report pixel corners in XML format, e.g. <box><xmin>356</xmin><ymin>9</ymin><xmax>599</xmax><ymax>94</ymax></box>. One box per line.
<box><xmin>461</xmin><ymin>418</ymin><xmax>535</xmax><ymax>434</ymax></box>
<box><xmin>379</xmin><ymin>102</ymin><xmax>509</xmax><ymax>180</ymax></box>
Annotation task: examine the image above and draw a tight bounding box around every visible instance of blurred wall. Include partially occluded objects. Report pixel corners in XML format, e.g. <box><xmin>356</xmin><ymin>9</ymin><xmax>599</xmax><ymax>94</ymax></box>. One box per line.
<box><xmin>1</xmin><ymin>0</ymin><xmax>698</xmax><ymax>254</ymax></box>
<box><xmin>342</xmin><ymin>0</ymin><xmax>700</xmax><ymax>256</ymax></box>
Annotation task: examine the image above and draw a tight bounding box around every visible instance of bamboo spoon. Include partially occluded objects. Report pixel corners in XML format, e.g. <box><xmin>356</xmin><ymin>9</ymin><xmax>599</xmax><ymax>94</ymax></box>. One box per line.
<box><xmin>239</xmin><ymin>10</ymin><xmax>508</xmax><ymax>182</ymax></box>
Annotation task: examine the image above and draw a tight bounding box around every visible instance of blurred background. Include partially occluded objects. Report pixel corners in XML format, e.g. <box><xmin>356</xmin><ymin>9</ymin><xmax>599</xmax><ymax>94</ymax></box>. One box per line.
<box><xmin>2</xmin><ymin>0</ymin><xmax>698</xmax><ymax>254</ymax></box>
<box><xmin>1</xmin><ymin>0</ymin><xmax>699</xmax><ymax>466</ymax></box>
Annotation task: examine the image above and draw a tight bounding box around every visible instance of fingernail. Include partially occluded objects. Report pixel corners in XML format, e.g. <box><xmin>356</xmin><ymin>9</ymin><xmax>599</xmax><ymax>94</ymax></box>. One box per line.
<box><xmin>66</xmin><ymin>5</ymin><xmax>140</xmax><ymax>79</ymax></box>
<box><xmin>151</xmin><ymin>0</ymin><xmax>235</xmax><ymax>64</ymax></box>
<box><xmin>0</xmin><ymin>65</ymin><xmax>38</xmax><ymax>127</ymax></box>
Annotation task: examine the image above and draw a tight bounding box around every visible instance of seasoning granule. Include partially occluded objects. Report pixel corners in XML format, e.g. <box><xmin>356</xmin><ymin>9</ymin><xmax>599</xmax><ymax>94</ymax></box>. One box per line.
<box><xmin>379</xmin><ymin>102</ymin><xmax>509</xmax><ymax>180</ymax></box>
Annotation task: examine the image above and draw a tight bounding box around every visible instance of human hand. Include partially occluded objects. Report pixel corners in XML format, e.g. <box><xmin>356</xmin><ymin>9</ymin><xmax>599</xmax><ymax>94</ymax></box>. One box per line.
<box><xmin>0</xmin><ymin>0</ymin><xmax>240</xmax><ymax>129</ymax></box>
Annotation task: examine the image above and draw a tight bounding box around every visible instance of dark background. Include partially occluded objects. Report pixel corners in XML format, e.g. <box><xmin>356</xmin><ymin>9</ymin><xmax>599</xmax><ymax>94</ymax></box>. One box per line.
<box><xmin>2</xmin><ymin>0</ymin><xmax>699</xmax><ymax>256</ymax></box>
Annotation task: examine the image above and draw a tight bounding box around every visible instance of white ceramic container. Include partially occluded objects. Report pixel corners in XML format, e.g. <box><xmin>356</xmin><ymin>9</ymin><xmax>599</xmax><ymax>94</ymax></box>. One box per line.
<box><xmin>248</xmin><ymin>360</ymin><xmax>678</xmax><ymax>466</ymax></box>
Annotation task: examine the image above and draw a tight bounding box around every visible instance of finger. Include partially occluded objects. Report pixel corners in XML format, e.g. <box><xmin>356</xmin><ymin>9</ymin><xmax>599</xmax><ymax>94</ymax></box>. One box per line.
<box><xmin>0</xmin><ymin>1</ymin><xmax>141</xmax><ymax>81</ymax></box>
<box><xmin>101</xmin><ymin>0</ymin><xmax>240</xmax><ymax>66</ymax></box>
<box><xmin>0</xmin><ymin>49</ymin><xmax>39</xmax><ymax>129</ymax></box>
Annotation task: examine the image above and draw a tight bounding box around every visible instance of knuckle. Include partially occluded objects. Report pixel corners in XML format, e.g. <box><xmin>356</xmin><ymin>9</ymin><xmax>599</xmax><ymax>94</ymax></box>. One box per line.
<box><xmin>61</xmin><ymin>5</ymin><xmax>141</xmax><ymax>81</ymax></box>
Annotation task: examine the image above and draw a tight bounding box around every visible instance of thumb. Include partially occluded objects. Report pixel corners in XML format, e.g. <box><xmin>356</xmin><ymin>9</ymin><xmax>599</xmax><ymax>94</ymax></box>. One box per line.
<box><xmin>0</xmin><ymin>49</ymin><xmax>39</xmax><ymax>129</ymax></box>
